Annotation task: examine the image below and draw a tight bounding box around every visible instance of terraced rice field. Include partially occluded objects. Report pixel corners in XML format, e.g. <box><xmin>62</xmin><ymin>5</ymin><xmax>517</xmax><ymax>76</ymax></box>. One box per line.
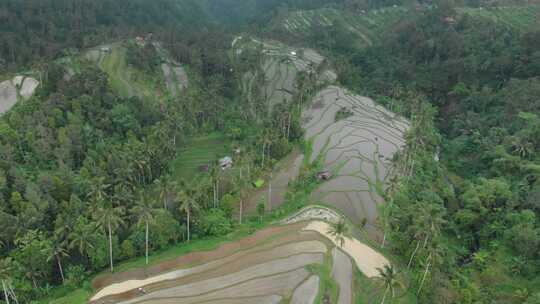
<box><xmin>171</xmin><ymin>133</ymin><xmax>232</xmax><ymax>179</ymax></box>
<box><xmin>90</xmin><ymin>218</ymin><xmax>390</xmax><ymax>304</ymax></box>
<box><xmin>279</xmin><ymin>7</ymin><xmax>409</xmax><ymax>46</ymax></box>
<box><xmin>85</xmin><ymin>43</ymin><xmax>165</xmax><ymax>100</ymax></box>
<box><xmin>154</xmin><ymin>42</ymin><xmax>189</xmax><ymax>97</ymax></box>
<box><xmin>238</xmin><ymin>38</ymin><xmax>336</xmax><ymax>115</ymax></box>
<box><xmin>90</xmin><ymin>223</ymin><xmax>336</xmax><ymax>304</ymax></box>
<box><xmin>303</xmin><ymin>86</ymin><xmax>409</xmax><ymax>240</ymax></box>
<box><xmin>0</xmin><ymin>75</ymin><xmax>39</xmax><ymax>114</ymax></box>
<box><xmin>279</xmin><ymin>5</ymin><xmax>539</xmax><ymax>48</ymax></box>
<box><xmin>161</xmin><ymin>64</ymin><xmax>188</xmax><ymax>97</ymax></box>
<box><xmin>457</xmin><ymin>5</ymin><xmax>540</xmax><ymax>31</ymax></box>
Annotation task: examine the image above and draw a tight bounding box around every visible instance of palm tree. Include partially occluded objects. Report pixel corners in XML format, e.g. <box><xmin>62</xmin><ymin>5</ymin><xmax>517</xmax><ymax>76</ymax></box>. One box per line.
<box><xmin>0</xmin><ymin>257</ymin><xmax>18</xmax><ymax>304</ymax></box>
<box><xmin>154</xmin><ymin>176</ymin><xmax>174</xmax><ymax>210</ymax></box>
<box><xmin>68</xmin><ymin>217</ymin><xmax>96</xmax><ymax>265</ymax></box>
<box><xmin>47</xmin><ymin>234</ymin><xmax>69</xmax><ymax>284</ymax></box>
<box><xmin>327</xmin><ymin>218</ymin><xmax>348</xmax><ymax>247</ymax></box>
<box><xmin>377</xmin><ymin>264</ymin><xmax>405</xmax><ymax>304</ymax></box>
<box><xmin>94</xmin><ymin>203</ymin><xmax>125</xmax><ymax>272</ymax></box>
<box><xmin>234</xmin><ymin>170</ymin><xmax>248</xmax><ymax>225</ymax></box>
<box><xmin>417</xmin><ymin>245</ymin><xmax>443</xmax><ymax>296</ymax></box>
<box><xmin>511</xmin><ymin>136</ymin><xmax>534</xmax><ymax>159</ymax></box>
<box><xmin>209</xmin><ymin>163</ymin><xmax>220</xmax><ymax>208</ymax></box>
<box><xmin>132</xmin><ymin>191</ymin><xmax>158</xmax><ymax>265</ymax></box>
<box><xmin>87</xmin><ymin>176</ymin><xmax>110</xmax><ymax>203</ymax></box>
<box><xmin>178</xmin><ymin>190</ymin><xmax>200</xmax><ymax>242</ymax></box>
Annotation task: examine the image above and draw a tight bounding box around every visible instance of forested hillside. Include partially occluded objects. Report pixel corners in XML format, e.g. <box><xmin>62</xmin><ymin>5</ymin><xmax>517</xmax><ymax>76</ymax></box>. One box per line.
<box><xmin>292</xmin><ymin>3</ymin><xmax>540</xmax><ymax>302</ymax></box>
<box><xmin>0</xmin><ymin>0</ymin><xmax>341</xmax><ymax>73</ymax></box>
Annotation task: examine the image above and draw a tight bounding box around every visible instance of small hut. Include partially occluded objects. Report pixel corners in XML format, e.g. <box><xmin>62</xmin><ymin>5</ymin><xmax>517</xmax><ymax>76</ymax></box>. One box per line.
<box><xmin>219</xmin><ymin>156</ymin><xmax>233</xmax><ymax>170</ymax></box>
<box><xmin>317</xmin><ymin>170</ymin><xmax>332</xmax><ymax>181</ymax></box>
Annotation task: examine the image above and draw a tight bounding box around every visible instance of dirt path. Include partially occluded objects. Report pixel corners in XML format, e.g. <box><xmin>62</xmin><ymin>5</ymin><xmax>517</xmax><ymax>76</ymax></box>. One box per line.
<box><xmin>246</xmin><ymin>149</ymin><xmax>304</xmax><ymax>213</ymax></box>
<box><xmin>304</xmin><ymin>221</ymin><xmax>390</xmax><ymax>278</ymax></box>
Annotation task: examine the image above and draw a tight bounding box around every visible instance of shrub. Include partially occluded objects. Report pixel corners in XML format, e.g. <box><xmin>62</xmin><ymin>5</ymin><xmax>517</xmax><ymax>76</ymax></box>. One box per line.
<box><xmin>198</xmin><ymin>209</ymin><xmax>232</xmax><ymax>237</ymax></box>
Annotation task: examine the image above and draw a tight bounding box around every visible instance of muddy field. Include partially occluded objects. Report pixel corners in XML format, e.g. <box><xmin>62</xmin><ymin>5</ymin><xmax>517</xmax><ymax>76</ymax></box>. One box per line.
<box><xmin>92</xmin><ymin>218</ymin><xmax>389</xmax><ymax>304</ymax></box>
<box><xmin>91</xmin><ymin>223</ymin><xmax>333</xmax><ymax>304</ymax></box>
<box><xmin>303</xmin><ymin>86</ymin><xmax>409</xmax><ymax>239</ymax></box>
<box><xmin>332</xmin><ymin>248</ymin><xmax>353</xmax><ymax>304</ymax></box>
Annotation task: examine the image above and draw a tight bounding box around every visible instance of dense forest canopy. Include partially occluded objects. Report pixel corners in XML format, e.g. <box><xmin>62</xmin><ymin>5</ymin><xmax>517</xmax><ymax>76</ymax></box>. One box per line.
<box><xmin>1</xmin><ymin>0</ymin><xmax>540</xmax><ymax>303</ymax></box>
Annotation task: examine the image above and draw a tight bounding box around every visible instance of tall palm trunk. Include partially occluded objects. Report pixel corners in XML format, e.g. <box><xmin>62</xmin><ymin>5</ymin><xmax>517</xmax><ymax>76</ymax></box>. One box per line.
<box><xmin>56</xmin><ymin>255</ymin><xmax>65</xmax><ymax>284</ymax></box>
<box><xmin>8</xmin><ymin>283</ymin><xmax>17</xmax><ymax>304</ymax></box>
<box><xmin>261</xmin><ymin>143</ymin><xmax>266</xmax><ymax>167</ymax></box>
<box><xmin>108</xmin><ymin>221</ymin><xmax>114</xmax><ymax>272</ymax></box>
<box><xmin>187</xmin><ymin>209</ymin><xmax>191</xmax><ymax>242</ymax></box>
<box><xmin>381</xmin><ymin>285</ymin><xmax>389</xmax><ymax>304</ymax></box>
<box><xmin>417</xmin><ymin>253</ymin><xmax>432</xmax><ymax>295</ymax></box>
<box><xmin>213</xmin><ymin>183</ymin><xmax>217</xmax><ymax>208</ymax></box>
<box><xmin>268</xmin><ymin>172</ymin><xmax>272</xmax><ymax>211</ymax></box>
<box><xmin>2</xmin><ymin>280</ymin><xmax>10</xmax><ymax>304</ymax></box>
<box><xmin>145</xmin><ymin>221</ymin><xmax>149</xmax><ymax>265</ymax></box>
<box><xmin>407</xmin><ymin>240</ymin><xmax>421</xmax><ymax>269</ymax></box>
<box><xmin>287</xmin><ymin>113</ymin><xmax>291</xmax><ymax>141</ymax></box>
<box><xmin>239</xmin><ymin>198</ymin><xmax>243</xmax><ymax>224</ymax></box>
<box><xmin>216</xmin><ymin>177</ymin><xmax>219</xmax><ymax>207</ymax></box>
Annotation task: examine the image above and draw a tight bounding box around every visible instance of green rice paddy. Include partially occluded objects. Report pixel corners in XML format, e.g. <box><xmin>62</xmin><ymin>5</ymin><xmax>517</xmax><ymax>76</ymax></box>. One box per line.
<box><xmin>171</xmin><ymin>132</ymin><xmax>232</xmax><ymax>179</ymax></box>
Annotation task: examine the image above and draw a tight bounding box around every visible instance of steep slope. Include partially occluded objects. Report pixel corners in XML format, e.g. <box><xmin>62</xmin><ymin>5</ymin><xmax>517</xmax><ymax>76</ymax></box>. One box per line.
<box><xmin>0</xmin><ymin>75</ymin><xmax>39</xmax><ymax>114</ymax></box>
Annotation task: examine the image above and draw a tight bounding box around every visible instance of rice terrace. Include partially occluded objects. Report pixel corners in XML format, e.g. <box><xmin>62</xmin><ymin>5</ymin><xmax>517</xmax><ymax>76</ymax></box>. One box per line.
<box><xmin>84</xmin><ymin>36</ymin><xmax>409</xmax><ymax>304</ymax></box>
<box><xmin>1</xmin><ymin>1</ymin><xmax>540</xmax><ymax>304</ymax></box>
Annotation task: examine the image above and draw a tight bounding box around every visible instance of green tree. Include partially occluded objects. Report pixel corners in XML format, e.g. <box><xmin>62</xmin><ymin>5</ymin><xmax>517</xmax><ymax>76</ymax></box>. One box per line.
<box><xmin>377</xmin><ymin>264</ymin><xmax>405</xmax><ymax>304</ymax></box>
<box><xmin>154</xmin><ymin>176</ymin><xmax>175</xmax><ymax>210</ymax></box>
<box><xmin>93</xmin><ymin>203</ymin><xmax>125</xmax><ymax>272</ymax></box>
<box><xmin>87</xmin><ymin>176</ymin><xmax>110</xmax><ymax>203</ymax></box>
<box><xmin>327</xmin><ymin>218</ymin><xmax>348</xmax><ymax>247</ymax></box>
<box><xmin>0</xmin><ymin>257</ymin><xmax>18</xmax><ymax>304</ymax></box>
<box><xmin>46</xmin><ymin>233</ymin><xmax>69</xmax><ymax>284</ymax></box>
<box><xmin>13</xmin><ymin>230</ymin><xmax>52</xmax><ymax>289</ymax></box>
<box><xmin>132</xmin><ymin>190</ymin><xmax>158</xmax><ymax>265</ymax></box>
<box><xmin>178</xmin><ymin>190</ymin><xmax>200</xmax><ymax>242</ymax></box>
<box><xmin>256</xmin><ymin>201</ymin><xmax>265</xmax><ymax>223</ymax></box>
<box><xmin>68</xmin><ymin>217</ymin><xmax>96</xmax><ymax>266</ymax></box>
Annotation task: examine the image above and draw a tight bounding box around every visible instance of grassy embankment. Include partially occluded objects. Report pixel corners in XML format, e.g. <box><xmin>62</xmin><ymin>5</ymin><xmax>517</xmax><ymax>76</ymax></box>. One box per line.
<box><xmin>99</xmin><ymin>45</ymin><xmax>164</xmax><ymax>100</ymax></box>
<box><xmin>170</xmin><ymin>132</ymin><xmax>232</xmax><ymax>180</ymax></box>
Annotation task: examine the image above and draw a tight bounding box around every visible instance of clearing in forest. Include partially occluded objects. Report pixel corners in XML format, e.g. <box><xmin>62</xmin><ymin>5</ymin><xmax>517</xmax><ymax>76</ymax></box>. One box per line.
<box><xmin>171</xmin><ymin>133</ymin><xmax>232</xmax><ymax>179</ymax></box>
